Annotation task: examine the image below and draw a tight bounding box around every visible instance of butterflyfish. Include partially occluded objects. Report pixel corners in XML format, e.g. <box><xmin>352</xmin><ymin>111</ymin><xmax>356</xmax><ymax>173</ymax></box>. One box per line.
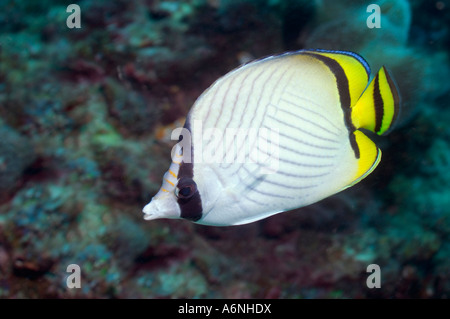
<box><xmin>142</xmin><ymin>49</ymin><xmax>400</xmax><ymax>226</ymax></box>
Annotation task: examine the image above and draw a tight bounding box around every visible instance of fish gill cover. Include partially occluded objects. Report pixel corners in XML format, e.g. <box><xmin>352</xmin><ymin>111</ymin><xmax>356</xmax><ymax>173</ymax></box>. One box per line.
<box><xmin>0</xmin><ymin>0</ymin><xmax>449</xmax><ymax>299</ymax></box>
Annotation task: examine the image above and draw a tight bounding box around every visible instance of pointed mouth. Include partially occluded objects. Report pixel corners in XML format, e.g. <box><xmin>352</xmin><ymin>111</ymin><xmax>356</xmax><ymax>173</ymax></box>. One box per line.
<box><xmin>143</xmin><ymin>212</ymin><xmax>158</xmax><ymax>221</ymax></box>
<box><xmin>142</xmin><ymin>203</ymin><xmax>160</xmax><ymax>220</ymax></box>
<box><xmin>142</xmin><ymin>199</ymin><xmax>180</xmax><ymax>221</ymax></box>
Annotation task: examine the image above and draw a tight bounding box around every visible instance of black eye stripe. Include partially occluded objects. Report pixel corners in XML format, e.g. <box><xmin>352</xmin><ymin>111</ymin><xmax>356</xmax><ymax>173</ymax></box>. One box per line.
<box><xmin>177</xmin><ymin>178</ymin><xmax>195</xmax><ymax>189</ymax></box>
<box><xmin>179</xmin><ymin>187</ymin><xmax>192</xmax><ymax>197</ymax></box>
<box><xmin>177</xmin><ymin>119</ymin><xmax>203</xmax><ymax>222</ymax></box>
<box><xmin>176</xmin><ymin>178</ymin><xmax>197</xmax><ymax>199</ymax></box>
<box><xmin>176</xmin><ymin>178</ymin><xmax>202</xmax><ymax>221</ymax></box>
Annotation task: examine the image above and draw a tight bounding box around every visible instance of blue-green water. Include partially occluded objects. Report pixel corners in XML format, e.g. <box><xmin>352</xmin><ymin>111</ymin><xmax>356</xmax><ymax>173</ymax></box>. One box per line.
<box><xmin>0</xmin><ymin>0</ymin><xmax>449</xmax><ymax>298</ymax></box>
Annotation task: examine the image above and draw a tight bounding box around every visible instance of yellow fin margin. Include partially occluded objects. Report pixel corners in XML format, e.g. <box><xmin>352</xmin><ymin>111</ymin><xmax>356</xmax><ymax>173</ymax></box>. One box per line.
<box><xmin>347</xmin><ymin>130</ymin><xmax>382</xmax><ymax>188</ymax></box>
<box><xmin>377</xmin><ymin>67</ymin><xmax>400</xmax><ymax>135</ymax></box>
<box><xmin>307</xmin><ymin>51</ymin><xmax>370</xmax><ymax>107</ymax></box>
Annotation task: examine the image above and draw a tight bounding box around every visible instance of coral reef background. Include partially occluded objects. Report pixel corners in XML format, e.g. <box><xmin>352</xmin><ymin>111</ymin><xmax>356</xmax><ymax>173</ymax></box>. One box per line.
<box><xmin>0</xmin><ymin>0</ymin><xmax>449</xmax><ymax>298</ymax></box>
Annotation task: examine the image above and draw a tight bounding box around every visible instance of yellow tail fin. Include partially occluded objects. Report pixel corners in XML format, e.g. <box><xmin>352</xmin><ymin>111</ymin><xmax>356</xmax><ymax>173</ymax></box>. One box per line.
<box><xmin>351</xmin><ymin>66</ymin><xmax>401</xmax><ymax>135</ymax></box>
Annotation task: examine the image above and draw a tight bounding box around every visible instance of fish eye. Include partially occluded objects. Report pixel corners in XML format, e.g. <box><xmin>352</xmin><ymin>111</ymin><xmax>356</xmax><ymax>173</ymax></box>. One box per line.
<box><xmin>175</xmin><ymin>178</ymin><xmax>197</xmax><ymax>199</ymax></box>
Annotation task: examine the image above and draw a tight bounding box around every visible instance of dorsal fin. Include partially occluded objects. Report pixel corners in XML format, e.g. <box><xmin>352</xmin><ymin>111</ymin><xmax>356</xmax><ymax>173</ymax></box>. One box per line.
<box><xmin>303</xmin><ymin>49</ymin><xmax>371</xmax><ymax>108</ymax></box>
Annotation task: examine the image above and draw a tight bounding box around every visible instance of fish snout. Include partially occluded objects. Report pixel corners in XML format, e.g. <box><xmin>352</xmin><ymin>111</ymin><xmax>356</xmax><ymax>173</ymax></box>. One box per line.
<box><xmin>142</xmin><ymin>197</ymin><xmax>180</xmax><ymax>221</ymax></box>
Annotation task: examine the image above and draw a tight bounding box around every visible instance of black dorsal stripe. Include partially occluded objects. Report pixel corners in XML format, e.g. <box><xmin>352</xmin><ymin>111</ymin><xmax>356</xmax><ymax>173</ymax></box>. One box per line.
<box><xmin>373</xmin><ymin>73</ymin><xmax>384</xmax><ymax>134</ymax></box>
<box><xmin>304</xmin><ymin>52</ymin><xmax>360</xmax><ymax>159</ymax></box>
<box><xmin>178</xmin><ymin>117</ymin><xmax>203</xmax><ymax>222</ymax></box>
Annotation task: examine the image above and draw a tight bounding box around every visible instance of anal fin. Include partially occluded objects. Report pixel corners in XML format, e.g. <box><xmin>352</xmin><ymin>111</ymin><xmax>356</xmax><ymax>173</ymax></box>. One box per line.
<box><xmin>346</xmin><ymin>130</ymin><xmax>382</xmax><ymax>188</ymax></box>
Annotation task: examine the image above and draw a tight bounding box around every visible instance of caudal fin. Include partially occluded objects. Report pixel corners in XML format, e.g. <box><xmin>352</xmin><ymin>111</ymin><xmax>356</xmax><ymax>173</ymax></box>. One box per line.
<box><xmin>351</xmin><ymin>66</ymin><xmax>401</xmax><ymax>135</ymax></box>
